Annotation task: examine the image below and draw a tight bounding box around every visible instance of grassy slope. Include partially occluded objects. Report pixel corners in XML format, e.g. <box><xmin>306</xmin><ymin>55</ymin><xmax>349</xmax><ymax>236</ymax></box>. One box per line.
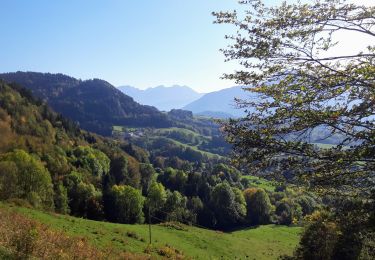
<box><xmin>151</xmin><ymin>136</ymin><xmax>224</xmax><ymax>160</ymax></box>
<box><xmin>242</xmin><ymin>175</ymin><xmax>278</xmax><ymax>192</ymax></box>
<box><xmin>7</xmin><ymin>205</ymin><xmax>301</xmax><ymax>259</ymax></box>
<box><xmin>155</xmin><ymin>127</ymin><xmax>209</xmax><ymax>139</ymax></box>
<box><xmin>113</xmin><ymin>126</ymin><xmax>224</xmax><ymax>159</ymax></box>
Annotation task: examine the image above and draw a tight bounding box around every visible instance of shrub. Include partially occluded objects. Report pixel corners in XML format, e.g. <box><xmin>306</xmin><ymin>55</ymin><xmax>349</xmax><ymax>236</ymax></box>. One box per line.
<box><xmin>159</xmin><ymin>221</ymin><xmax>188</xmax><ymax>231</ymax></box>
<box><xmin>157</xmin><ymin>244</ymin><xmax>185</xmax><ymax>259</ymax></box>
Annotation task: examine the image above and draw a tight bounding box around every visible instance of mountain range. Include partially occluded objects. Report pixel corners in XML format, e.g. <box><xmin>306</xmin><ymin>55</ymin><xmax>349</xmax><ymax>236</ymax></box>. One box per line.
<box><xmin>119</xmin><ymin>85</ymin><xmax>252</xmax><ymax>118</ymax></box>
<box><xmin>183</xmin><ymin>86</ymin><xmax>251</xmax><ymax>118</ymax></box>
<box><xmin>118</xmin><ymin>85</ymin><xmax>204</xmax><ymax>111</ymax></box>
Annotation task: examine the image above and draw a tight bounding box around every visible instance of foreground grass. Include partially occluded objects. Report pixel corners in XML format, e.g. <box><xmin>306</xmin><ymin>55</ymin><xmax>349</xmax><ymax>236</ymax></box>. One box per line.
<box><xmin>0</xmin><ymin>205</ymin><xmax>140</xmax><ymax>259</ymax></box>
<box><xmin>1</xmin><ymin>204</ymin><xmax>302</xmax><ymax>259</ymax></box>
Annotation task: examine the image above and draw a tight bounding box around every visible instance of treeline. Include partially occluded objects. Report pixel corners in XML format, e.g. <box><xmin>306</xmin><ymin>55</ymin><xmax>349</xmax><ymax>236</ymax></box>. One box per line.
<box><xmin>0</xmin><ymin>81</ymin><xmax>320</xmax><ymax>230</ymax></box>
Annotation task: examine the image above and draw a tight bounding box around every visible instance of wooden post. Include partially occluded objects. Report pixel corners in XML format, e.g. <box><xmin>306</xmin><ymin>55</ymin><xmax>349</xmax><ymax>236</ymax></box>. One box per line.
<box><xmin>148</xmin><ymin>206</ymin><xmax>152</xmax><ymax>245</ymax></box>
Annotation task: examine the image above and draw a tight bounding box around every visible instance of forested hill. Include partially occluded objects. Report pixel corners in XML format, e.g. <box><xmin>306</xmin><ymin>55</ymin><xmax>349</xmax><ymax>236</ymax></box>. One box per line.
<box><xmin>0</xmin><ymin>72</ymin><xmax>172</xmax><ymax>136</ymax></box>
<box><xmin>0</xmin><ymin>79</ymin><xmax>155</xmax><ymax>217</ymax></box>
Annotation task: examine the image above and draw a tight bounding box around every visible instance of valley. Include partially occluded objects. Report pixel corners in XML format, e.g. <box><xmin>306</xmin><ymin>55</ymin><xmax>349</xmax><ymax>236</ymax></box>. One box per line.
<box><xmin>0</xmin><ymin>76</ymin><xmax>311</xmax><ymax>259</ymax></box>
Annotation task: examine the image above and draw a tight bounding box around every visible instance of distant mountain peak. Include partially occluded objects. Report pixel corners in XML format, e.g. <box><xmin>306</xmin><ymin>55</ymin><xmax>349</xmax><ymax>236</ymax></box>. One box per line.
<box><xmin>118</xmin><ymin>84</ymin><xmax>204</xmax><ymax>111</ymax></box>
<box><xmin>183</xmin><ymin>85</ymin><xmax>255</xmax><ymax>118</ymax></box>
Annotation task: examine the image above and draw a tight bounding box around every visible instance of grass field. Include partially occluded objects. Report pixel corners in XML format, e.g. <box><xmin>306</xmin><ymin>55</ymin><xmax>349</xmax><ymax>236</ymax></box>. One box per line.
<box><xmin>155</xmin><ymin>127</ymin><xmax>210</xmax><ymax>139</ymax></box>
<box><xmin>154</xmin><ymin>136</ymin><xmax>225</xmax><ymax>160</ymax></box>
<box><xmin>2</xmin><ymin>204</ymin><xmax>301</xmax><ymax>259</ymax></box>
<box><xmin>242</xmin><ymin>175</ymin><xmax>278</xmax><ymax>192</ymax></box>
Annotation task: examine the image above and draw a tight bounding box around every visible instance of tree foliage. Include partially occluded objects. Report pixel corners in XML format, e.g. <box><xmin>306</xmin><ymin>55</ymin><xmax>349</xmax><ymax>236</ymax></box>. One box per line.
<box><xmin>211</xmin><ymin>182</ymin><xmax>246</xmax><ymax>227</ymax></box>
<box><xmin>0</xmin><ymin>149</ymin><xmax>54</xmax><ymax>209</ymax></box>
<box><xmin>146</xmin><ymin>180</ymin><xmax>167</xmax><ymax>211</ymax></box>
<box><xmin>214</xmin><ymin>0</ymin><xmax>375</xmax><ymax>195</ymax></box>
<box><xmin>109</xmin><ymin>185</ymin><xmax>145</xmax><ymax>224</ymax></box>
<box><xmin>214</xmin><ymin>0</ymin><xmax>375</xmax><ymax>256</ymax></box>
<box><xmin>71</xmin><ymin>146</ymin><xmax>110</xmax><ymax>179</ymax></box>
<box><xmin>244</xmin><ymin>188</ymin><xmax>272</xmax><ymax>225</ymax></box>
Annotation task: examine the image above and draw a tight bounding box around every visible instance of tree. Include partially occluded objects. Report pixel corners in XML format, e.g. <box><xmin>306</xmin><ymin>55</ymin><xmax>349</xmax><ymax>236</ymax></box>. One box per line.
<box><xmin>243</xmin><ymin>188</ymin><xmax>272</xmax><ymax>225</ymax></box>
<box><xmin>212</xmin><ymin>163</ymin><xmax>241</xmax><ymax>184</ymax></box>
<box><xmin>215</xmin><ymin>0</ymin><xmax>375</xmax><ymax>252</ymax></box>
<box><xmin>110</xmin><ymin>185</ymin><xmax>145</xmax><ymax>224</ymax></box>
<box><xmin>211</xmin><ymin>182</ymin><xmax>246</xmax><ymax>228</ymax></box>
<box><xmin>297</xmin><ymin>195</ymin><xmax>319</xmax><ymax>216</ymax></box>
<box><xmin>140</xmin><ymin>163</ymin><xmax>156</xmax><ymax>195</ymax></box>
<box><xmin>275</xmin><ymin>200</ymin><xmax>294</xmax><ymax>225</ymax></box>
<box><xmin>146</xmin><ymin>181</ymin><xmax>167</xmax><ymax>212</ymax></box>
<box><xmin>158</xmin><ymin>168</ymin><xmax>187</xmax><ymax>193</ymax></box>
<box><xmin>292</xmin><ymin>211</ymin><xmax>340</xmax><ymax>260</ymax></box>
<box><xmin>54</xmin><ymin>181</ymin><xmax>70</xmax><ymax>214</ymax></box>
<box><xmin>0</xmin><ymin>149</ymin><xmax>54</xmax><ymax>209</ymax></box>
<box><xmin>213</xmin><ymin>0</ymin><xmax>375</xmax><ymax>194</ymax></box>
<box><xmin>232</xmin><ymin>187</ymin><xmax>247</xmax><ymax>221</ymax></box>
<box><xmin>63</xmin><ymin>171</ymin><xmax>103</xmax><ymax>219</ymax></box>
<box><xmin>125</xmin><ymin>157</ymin><xmax>142</xmax><ymax>189</ymax></box>
<box><xmin>187</xmin><ymin>196</ymin><xmax>204</xmax><ymax>224</ymax></box>
<box><xmin>71</xmin><ymin>146</ymin><xmax>110</xmax><ymax>179</ymax></box>
<box><xmin>0</xmin><ymin>161</ymin><xmax>18</xmax><ymax>200</ymax></box>
<box><xmin>163</xmin><ymin>190</ymin><xmax>188</xmax><ymax>222</ymax></box>
<box><xmin>109</xmin><ymin>154</ymin><xmax>128</xmax><ymax>184</ymax></box>
<box><xmin>286</xmin><ymin>209</ymin><xmax>373</xmax><ymax>260</ymax></box>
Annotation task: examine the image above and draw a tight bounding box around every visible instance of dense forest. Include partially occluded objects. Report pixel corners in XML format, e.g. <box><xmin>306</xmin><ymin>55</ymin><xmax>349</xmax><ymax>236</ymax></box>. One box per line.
<box><xmin>0</xmin><ymin>80</ymin><xmax>321</xmax><ymax>231</ymax></box>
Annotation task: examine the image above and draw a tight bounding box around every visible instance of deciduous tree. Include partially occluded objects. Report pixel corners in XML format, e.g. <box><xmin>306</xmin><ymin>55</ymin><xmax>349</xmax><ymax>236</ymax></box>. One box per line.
<box><xmin>214</xmin><ymin>0</ymin><xmax>375</xmax><ymax>195</ymax></box>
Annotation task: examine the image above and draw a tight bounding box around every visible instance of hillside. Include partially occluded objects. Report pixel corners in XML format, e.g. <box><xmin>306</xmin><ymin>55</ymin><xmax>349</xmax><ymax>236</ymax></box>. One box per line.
<box><xmin>0</xmin><ymin>72</ymin><xmax>172</xmax><ymax>136</ymax></box>
<box><xmin>119</xmin><ymin>85</ymin><xmax>204</xmax><ymax>111</ymax></box>
<box><xmin>1</xmin><ymin>204</ymin><xmax>301</xmax><ymax>259</ymax></box>
<box><xmin>183</xmin><ymin>86</ymin><xmax>254</xmax><ymax>118</ymax></box>
<box><xmin>112</xmin><ymin>109</ymin><xmax>233</xmax><ymax>163</ymax></box>
<box><xmin>0</xmin><ymin>77</ymin><xmax>316</xmax><ymax>260</ymax></box>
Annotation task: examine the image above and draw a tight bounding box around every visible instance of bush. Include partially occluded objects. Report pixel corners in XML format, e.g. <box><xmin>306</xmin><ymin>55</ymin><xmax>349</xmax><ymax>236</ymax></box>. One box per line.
<box><xmin>157</xmin><ymin>244</ymin><xmax>185</xmax><ymax>259</ymax></box>
<box><xmin>159</xmin><ymin>221</ymin><xmax>188</xmax><ymax>231</ymax></box>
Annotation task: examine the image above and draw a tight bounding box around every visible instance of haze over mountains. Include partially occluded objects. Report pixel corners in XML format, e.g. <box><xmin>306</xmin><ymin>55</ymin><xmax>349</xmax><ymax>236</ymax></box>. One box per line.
<box><xmin>119</xmin><ymin>85</ymin><xmax>251</xmax><ymax>118</ymax></box>
<box><xmin>118</xmin><ymin>85</ymin><xmax>204</xmax><ymax>111</ymax></box>
<box><xmin>183</xmin><ymin>86</ymin><xmax>250</xmax><ymax>118</ymax></box>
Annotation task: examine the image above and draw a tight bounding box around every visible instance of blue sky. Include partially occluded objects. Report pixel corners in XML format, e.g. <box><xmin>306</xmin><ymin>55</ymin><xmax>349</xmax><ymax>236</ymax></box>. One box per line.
<box><xmin>1</xmin><ymin>0</ymin><xmax>369</xmax><ymax>92</ymax></box>
<box><xmin>1</xmin><ymin>0</ymin><xmax>252</xmax><ymax>92</ymax></box>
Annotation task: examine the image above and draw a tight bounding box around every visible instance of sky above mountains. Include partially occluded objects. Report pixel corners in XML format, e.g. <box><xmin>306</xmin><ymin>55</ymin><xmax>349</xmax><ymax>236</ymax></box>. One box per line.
<box><xmin>1</xmin><ymin>0</ymin><xmax>247</xmax><ymax>92</ymax></box>
<box><xmin>1</xmin><ymin>0</ymin><xmax>372</xmax><ymax>92</ymax></box>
